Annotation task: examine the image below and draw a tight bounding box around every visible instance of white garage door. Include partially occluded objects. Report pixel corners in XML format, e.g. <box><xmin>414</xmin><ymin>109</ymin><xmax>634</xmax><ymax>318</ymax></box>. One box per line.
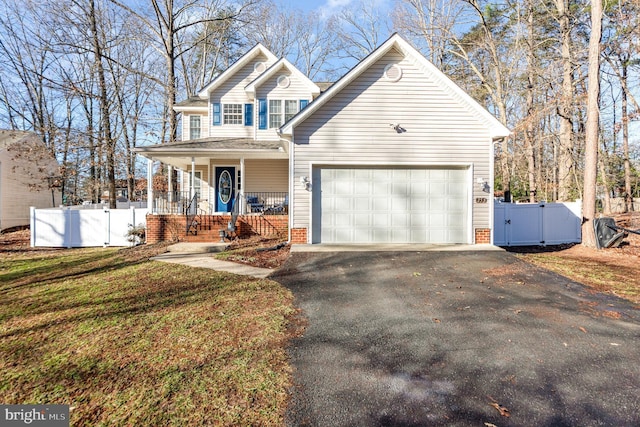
<box><xmin>314</xmin><ymin>167</ymin><xmax>469</xmax><ymax>244</ymax></box>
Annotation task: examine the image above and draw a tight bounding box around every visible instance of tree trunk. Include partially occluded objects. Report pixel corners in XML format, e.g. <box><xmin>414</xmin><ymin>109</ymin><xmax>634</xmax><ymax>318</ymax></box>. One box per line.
<box><xmin>555</xmin><ymin>0</ymin><xmax>574</xmax><ymax>201</ymax></box>
<box><xmin>89</xmin><ymin>0</ymin><xmax>116</xmax><ymax>209</ymax></box>
<box><xmin>621</xmin><ymin>58</ymin><xmax>633</xmax><ymax>212</ymax></box>
<box><xmin>582</xmin><ymin>0</ymin><xmax>603</xmax><ymax>248</ymax></box>
<box><xmin>525</xmin><ymin>1</ymin><xmax>536</xmax><ymax>203</ymax></box>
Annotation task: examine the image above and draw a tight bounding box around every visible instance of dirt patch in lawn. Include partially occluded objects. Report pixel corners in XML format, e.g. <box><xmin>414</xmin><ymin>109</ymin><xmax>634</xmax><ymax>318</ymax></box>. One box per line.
<box><xmin>217</xmin><ymin>236</ymin><xmax>291</xmax><ymax>269</ymax></box>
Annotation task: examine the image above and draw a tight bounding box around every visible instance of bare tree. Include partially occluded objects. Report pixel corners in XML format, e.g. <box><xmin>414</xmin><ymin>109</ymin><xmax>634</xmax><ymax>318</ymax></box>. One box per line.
<box><xmin>393</xmin><ymin>0</ymin><xmax>467</xmax><ymax>72</ymax></box>
<box><xmin>241</xmin><ymin>1</ymin><xmax>336</xmax><ymax>80</ymax></box>
<box><xmin>328</xmin><ymin>0</ymin><xmax>389</xmax><ymax>73</ymax></box>
<box><xmin>109</xmin><ymin>0</ymin><xmax>254</xmax><ymax>143</ymax></box>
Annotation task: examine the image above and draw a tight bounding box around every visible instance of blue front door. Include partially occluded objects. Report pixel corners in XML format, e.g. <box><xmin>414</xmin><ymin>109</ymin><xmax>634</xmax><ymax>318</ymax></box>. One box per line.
<box><xmin>215</xmin><ymin>166</ymin><xmax>235</xmax><ymax>212</ymax></box>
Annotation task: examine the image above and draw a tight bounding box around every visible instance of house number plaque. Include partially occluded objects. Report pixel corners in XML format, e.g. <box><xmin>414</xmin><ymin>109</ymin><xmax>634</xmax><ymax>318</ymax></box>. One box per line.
<box><xmin>475</xmin><ymin>197</ymin><xmax>488</xmax><ymax>204</ymax></box>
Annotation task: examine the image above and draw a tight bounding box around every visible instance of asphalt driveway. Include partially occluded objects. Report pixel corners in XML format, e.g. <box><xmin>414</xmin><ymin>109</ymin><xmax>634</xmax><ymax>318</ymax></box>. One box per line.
<box><xmin>271</xmin><ymin>249</ymin><xmax>640</xmax><ymax>427</ymax></box>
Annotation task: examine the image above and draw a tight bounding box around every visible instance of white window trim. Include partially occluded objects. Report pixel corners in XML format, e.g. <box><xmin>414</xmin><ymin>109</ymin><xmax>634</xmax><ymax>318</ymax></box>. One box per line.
<box><xmin>189</xmin><ymin>115</ymin><xmax>201</xmax><ymax>139</ymax></box>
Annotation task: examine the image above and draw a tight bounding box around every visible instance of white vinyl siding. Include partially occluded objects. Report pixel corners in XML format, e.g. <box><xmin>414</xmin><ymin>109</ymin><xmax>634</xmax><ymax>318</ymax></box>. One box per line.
<box><xmin>181</xmin><ymin>112</ymin><xmax>208</xmax><ymax>141</ymax></box>
<box><xmin>0</xmin><ymin>135</ymin><xmax>61</xmax><ymax>230</ymax></box>
<box><xmin>256</xmin><ymin>70</ymin><xmax>316</xmax><ymax>140</ymax></box>
<box><xmin>209</xmin><ymin>53</ymin><xmax>275</xmax><ymax>138</ymax></box>
<box><xmin>243</xmin><ymin>159</ymin><xmax>288</xmax><ymax>192</ymax></box>
<box><xmin>292</xmin><ymin>48</ymin><xmax>493</xmax><ymax>240</ymax></box>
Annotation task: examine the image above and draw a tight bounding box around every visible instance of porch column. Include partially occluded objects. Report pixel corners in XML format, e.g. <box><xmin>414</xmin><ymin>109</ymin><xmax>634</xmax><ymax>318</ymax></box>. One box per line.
<box><xmin>240</xmin><ymin>157</ymin><xmax>245</xmax><ymax>214</ymax></box>
<box><xmin>190</xmin><ymin>157</ymin><xmax>196</xmax><ymax>200</ymax></box>
<box><xmin>167</xmin><ymin>165</ymin><xmax>173</xmax><ymax>204</ymax></box>
<box><xmin>146</xmin><ymin>158</ymin><xmax>154</xmax><ymax>213</ymax></box>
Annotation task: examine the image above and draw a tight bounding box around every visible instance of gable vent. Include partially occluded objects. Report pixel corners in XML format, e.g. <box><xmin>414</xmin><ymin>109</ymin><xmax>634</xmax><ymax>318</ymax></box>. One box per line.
<box><xmin>277</xmin><ymin>75</ymin><xmax>290</xmax><ymax>89</ymax></box>
<box><xmin>254</xmin><ymin>61</ymin><xmax>266</xmax><ymax>73</ymax></box>
<box><xmin>383</xmin><ymin>64</ymin><xmax>403</xmax><ymax>82</ymax></box>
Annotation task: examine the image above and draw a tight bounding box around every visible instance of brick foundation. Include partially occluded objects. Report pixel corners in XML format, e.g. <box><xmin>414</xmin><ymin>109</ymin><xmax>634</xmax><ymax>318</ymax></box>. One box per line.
<box><xmin>290</xmin><ymin>228</ymin><xmax>308</xmax><ymax>244</ymax></box>
<box><xmin>146</xmin><ymin>214</ymin><xmax>289</xmax><ymax>243</ymax></box>
<box><xmin>475</xmin><ymin>228</ymin><xmax>491</xmax><ymax>244</ymax></box>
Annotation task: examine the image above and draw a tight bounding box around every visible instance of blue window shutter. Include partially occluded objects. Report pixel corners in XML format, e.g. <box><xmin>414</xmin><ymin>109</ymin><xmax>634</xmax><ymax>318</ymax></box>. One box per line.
<box><xmin>258</xmin><ymin>99</ymin><xmax>267</xmax><ymax>130</ymax></box>
<box><xmin>300</xmin><ymin>99</ymin><xmax>309</xmax><ymax>109</ymax></box>
<box><xmin>212</xmin><ymin>103</ymin><xmax>221</xmax><ymax>126</ymax></box>
<box><xmin>244</xmin><ymin>103</ymin><xmax>253</xmax><ymax>126</ymax></box>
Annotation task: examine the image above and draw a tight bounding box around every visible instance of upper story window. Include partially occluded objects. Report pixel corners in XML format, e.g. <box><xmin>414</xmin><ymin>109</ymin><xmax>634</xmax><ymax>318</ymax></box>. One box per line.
<box><xmin>285</xmin><ymin>100</ymin><xmax>298</xmax><ymax>122</ymax></box>
<box><xmin>269</xmin><ymin>100</ymin><xmax>282</xmax><ymax>128</ymax></box>
<box><xmin>267</xmin><ymin>100</ymin><xmax>301</xmax><ymax>129</ymax></box>
<box><xmin>223</xmin><ymin>104</ymin><xmax>243</xmax><ymax>125</ymax></box>
<box><xmin>189</xmin><ymin>115</ymin><xmax>201</xmax><ymax>139</ymax></box>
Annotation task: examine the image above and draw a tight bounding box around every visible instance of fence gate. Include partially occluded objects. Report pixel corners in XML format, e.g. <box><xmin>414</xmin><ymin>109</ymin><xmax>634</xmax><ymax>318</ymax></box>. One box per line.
<box><xmin>494</xmin><ymin>202</ymin><xmax>582</xmax><ymax>246</ymax></box>
<box><xmin>30</xmin><ymin>207</ymin><xmax>147</xmax><ymax>248</ymax></box>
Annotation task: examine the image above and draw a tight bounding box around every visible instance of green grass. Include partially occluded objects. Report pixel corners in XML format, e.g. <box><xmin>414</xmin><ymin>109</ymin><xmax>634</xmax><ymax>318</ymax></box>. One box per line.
<box><xmin>0</xmin><ymin>246</ymin><xmax>295</xmax><ymax>426</ymax></box>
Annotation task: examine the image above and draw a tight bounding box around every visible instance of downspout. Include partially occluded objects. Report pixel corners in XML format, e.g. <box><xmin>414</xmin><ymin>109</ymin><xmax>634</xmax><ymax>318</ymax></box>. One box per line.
<box><xmin>490</xmin><ymin>137</ymin><xmax>502</xmax><ymax>245</ymax></box>
<box><xmin>278</xmin><ymin>133</ymin><xmax>294</xmax><ymax>244</ymax></box>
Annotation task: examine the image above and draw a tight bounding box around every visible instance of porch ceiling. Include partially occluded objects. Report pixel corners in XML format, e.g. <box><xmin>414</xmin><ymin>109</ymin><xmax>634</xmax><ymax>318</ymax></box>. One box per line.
<box><xmin>134</xmin><ymin>137</ymin><xmax>289</xmax><ymax>169</ymax></box>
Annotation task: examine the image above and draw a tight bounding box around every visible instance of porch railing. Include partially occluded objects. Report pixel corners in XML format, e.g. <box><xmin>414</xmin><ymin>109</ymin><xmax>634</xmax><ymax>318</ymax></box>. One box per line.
<box><xmin>151</xmin><ymin>191</ymin><xmax>288</xmax><ymax>216</ymax></box>
<box><xmin>243</xmin><ymin>192</ymin><xmax>288</xmax><ymax>215</ymax></box>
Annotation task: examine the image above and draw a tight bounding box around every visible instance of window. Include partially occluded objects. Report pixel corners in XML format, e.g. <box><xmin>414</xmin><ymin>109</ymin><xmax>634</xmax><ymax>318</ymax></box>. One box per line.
<box><xmin>223</xmin><ymin>104</ymin><xmax>243</xmax><ymax>125</ymax></box>
<box><xmin>269</xmin><ymin>100</ymin><xmax>282</xmax><ymax>128</ymax></box>
<box><xmin>285</xmin><ymin>100</ymin><xmax>298</xmax><ymax>122</ymax></box>
<box><xmin>189</xmin><ymin>115</ymin><xmax>201</xmax><ymax>139</ymax></box>
<box><xmin>191</xmin><ymin>171</ymin><xmax>202</xmax><ymax>197</ymax></box>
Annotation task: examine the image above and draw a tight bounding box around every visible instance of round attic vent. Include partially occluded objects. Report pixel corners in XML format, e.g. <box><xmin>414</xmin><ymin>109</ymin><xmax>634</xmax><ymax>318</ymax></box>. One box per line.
<box><xmin>383</xmin><ymin>64</ymin><xmax>403</xmax><ymax>82</ymax></box>
<box><xmin>277</xmin><ymin>75</ymin><xmax>290</xmax><ymax>88</ymax></box>
<box><xmin>254</xmin><ymin>61</ymin><xmax>266</xmax><ymax>73</ymax></box>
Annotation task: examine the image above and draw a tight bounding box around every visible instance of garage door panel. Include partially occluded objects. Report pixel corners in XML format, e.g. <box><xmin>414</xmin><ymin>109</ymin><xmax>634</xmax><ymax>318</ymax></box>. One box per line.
<box><xmin>391</xmin><ymin>197</ymin><xmax>409</xmax><ymax>211</ymax></box>
<box><xmin>316</xmin><ymin>167</ymin><xmax>469</xmax><ymax>244</ymax></box>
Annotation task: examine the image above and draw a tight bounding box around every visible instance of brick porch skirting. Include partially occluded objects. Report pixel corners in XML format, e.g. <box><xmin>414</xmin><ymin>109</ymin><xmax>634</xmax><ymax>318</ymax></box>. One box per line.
<box><xmin>146</xmin><ymin>214</ymin><xmax>288</xmax><ymax>243</ymax></box>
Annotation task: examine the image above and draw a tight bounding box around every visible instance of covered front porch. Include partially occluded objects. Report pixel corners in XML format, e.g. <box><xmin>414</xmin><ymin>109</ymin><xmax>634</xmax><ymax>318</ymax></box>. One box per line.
<box><xmin>135</xmin><ymin>138</ymin><xmax>290</xmax><ymax>242</ymax></box>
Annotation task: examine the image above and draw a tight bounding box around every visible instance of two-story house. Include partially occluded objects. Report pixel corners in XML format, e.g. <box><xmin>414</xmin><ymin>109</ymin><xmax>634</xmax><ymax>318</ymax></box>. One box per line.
<box><xmin>137</xmin><ymin>34</ymin><xmax>509</xmax><ymax>245</ymax></box>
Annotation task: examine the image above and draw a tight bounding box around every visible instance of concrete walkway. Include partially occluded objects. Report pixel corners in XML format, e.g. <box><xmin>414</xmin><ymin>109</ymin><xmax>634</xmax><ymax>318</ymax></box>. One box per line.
<box><xmin>150</xmin><ymin>242</ymin><xmax>274</xmax><ymax>279</ymax></box>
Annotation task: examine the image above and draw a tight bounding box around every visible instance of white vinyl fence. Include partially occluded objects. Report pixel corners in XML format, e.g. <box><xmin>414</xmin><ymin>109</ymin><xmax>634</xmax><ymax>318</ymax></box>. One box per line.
<box><xmin>30</xmin><ymin>206</ymin><xmax>148</xmax><ymax>248</ymax></box>
<box><xmin>494</xmin><ymin>201</ymin><xmax>582</xmax><ymax>246</ymax></box>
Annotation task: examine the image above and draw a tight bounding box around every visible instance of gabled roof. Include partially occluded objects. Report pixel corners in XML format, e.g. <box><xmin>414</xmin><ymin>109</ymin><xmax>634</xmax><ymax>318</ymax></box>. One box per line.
<box><xmin>280</xmin><ymin>33</ymin><xmax>510</xmax><ymax>140</ymax></box>
<box><xmin>197</xmin><ymin>43</ymin><xmax>278</xmax><ymax>98</ymax></box>
<box><xmin>244</xmin><ymin>58</ymin><xmax>321</xmax><ymax>99</ymax></box>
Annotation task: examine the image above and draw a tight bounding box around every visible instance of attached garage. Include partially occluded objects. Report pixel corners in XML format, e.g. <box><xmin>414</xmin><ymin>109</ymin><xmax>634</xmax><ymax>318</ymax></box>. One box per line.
<box><xmin>280</xmin><ymin>34</ymin><xmax>511</xmax><ymax>245</ymax></box>
<box><xmin>312</xmin><ymin>166</ymin><xmax>470</xmax><ymax>244</ymax></box>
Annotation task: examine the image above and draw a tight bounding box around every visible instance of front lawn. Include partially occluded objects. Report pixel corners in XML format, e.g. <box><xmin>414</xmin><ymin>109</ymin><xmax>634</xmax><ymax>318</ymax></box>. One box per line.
<box><xmin>0</xmin><ymin>243</ymin><xmax>295</xmax><ymax>426</ymax></box>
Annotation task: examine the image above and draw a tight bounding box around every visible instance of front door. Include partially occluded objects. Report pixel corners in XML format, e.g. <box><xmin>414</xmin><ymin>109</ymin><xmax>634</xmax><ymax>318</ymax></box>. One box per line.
<box><xmin>215</xmin><ymin>166</ymin><xmax>235</xmax><ymax>212</ymax></box>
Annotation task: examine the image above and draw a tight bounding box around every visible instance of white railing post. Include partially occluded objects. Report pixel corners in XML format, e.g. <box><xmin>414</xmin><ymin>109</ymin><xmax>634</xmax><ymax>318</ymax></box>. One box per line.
<box><xmin>147</xmin><ymin>158</ymin><xmax>154</xmax><ymax>213</ymax></box>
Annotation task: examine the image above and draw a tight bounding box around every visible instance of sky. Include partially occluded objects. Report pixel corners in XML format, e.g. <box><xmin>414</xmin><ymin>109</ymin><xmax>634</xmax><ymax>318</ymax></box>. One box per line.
<box><xmin>275</xmin><ymin>0</ymin><xmax>392</xmax><ymax>19</ymax></box>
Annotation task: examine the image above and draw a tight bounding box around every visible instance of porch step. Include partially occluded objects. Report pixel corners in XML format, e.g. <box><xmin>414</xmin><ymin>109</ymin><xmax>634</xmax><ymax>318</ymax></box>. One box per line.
<box><xmin>167</xmin><ymin>242</ymin><xmax>228</xmax><ymax>253</ymax></box>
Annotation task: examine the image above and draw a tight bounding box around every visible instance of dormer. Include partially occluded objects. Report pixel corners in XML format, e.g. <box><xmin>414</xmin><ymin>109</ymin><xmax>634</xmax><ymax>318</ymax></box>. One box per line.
<box><xmin>175</xmin><ymin>43</ymin><xmax>321</xmax><ymax>142</ymax></box>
